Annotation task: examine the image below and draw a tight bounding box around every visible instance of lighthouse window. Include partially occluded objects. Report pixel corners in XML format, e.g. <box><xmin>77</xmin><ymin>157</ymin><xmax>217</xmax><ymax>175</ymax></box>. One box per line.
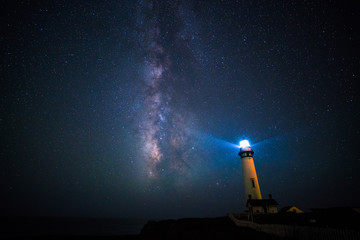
<box><xmin>251</xmin><ymin>178</ymin><xmax>255</xmax><ymax>188</ymax></box>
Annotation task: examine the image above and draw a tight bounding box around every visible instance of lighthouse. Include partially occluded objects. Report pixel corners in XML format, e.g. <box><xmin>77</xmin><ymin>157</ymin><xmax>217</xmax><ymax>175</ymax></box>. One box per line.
<box><xmin>239</xmin><ymin>139</ymin><xmax>262</xmax><ymax>201</ymax></box>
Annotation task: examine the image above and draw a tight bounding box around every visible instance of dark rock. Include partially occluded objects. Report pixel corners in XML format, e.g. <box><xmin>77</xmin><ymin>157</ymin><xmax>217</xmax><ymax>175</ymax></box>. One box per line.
<box><xmin>140</xmin><ymin>217</ymin><xmax>285</xmax><ymax>239</ymax></box>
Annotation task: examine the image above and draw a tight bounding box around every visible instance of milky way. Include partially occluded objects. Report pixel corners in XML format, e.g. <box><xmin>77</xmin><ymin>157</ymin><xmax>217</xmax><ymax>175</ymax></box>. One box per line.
<box><xmin>135</xmin><ymin>1</ymin><xmax>197</xmax><ymax>181</ymax></box>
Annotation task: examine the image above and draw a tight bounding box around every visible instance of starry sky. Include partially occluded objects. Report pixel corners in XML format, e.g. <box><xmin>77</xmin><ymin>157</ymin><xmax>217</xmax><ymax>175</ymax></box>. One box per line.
<box><xmin>1</xmin><ymin>0</ymin><xmax>359</xmax><ymax>219</ymax></box>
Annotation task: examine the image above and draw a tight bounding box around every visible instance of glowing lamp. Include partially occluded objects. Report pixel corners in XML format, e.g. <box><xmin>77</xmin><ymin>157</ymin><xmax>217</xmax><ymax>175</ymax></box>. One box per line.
<box><xmin>239</xmin><ymin>139</ymin><xmax>250</xmax><ymax>149</ymax></box>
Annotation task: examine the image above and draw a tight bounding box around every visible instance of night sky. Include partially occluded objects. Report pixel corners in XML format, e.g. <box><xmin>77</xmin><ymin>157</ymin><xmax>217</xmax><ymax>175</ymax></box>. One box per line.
<box><xmin>1</xmin><ymin>1</ymin><xmax>359</xmax><ymax>219</ymax></box>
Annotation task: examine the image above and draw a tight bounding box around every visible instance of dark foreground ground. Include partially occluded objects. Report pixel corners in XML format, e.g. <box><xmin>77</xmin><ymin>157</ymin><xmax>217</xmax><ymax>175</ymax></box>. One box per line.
<box><xmin>4</xmin><ymin>208</ymin><xmax>359</xmax><ymax>240</ymax></box>
<box><xmin>139</xmin><ymin>217</ymin><xmax>286</xmax><ymax>240</ymax></box>
<box><xmin>2</xmin><ymin>216</ymin><xmax>286</xmax><ymax>240</ymax></box>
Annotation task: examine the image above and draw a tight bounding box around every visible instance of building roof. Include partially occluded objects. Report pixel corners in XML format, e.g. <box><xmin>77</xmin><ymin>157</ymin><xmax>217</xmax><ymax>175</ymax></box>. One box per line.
<box><xmin>279</xmin><ymin>205</ymin><xmax>303</xmax><ymax>213</ymax></box>
<box><xmin>247</xmin><ymin>199</ymin><xmax>279</xmax><ymax>207</ymax></box>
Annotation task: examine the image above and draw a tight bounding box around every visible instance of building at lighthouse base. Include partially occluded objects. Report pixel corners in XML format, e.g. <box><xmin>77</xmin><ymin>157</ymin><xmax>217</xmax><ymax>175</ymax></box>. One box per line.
<box><xmin>246</xmin><ymin>194</ymin><xmax>279</xmax><ymax>214</ymax></box>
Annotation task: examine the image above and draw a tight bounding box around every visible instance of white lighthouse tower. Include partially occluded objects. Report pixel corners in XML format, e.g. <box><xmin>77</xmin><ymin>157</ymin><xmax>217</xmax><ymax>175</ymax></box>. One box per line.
<box><xmin>239</xmin><ymin>139</ymin><xmax>262</xmax><ymax>201</ymax></box>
